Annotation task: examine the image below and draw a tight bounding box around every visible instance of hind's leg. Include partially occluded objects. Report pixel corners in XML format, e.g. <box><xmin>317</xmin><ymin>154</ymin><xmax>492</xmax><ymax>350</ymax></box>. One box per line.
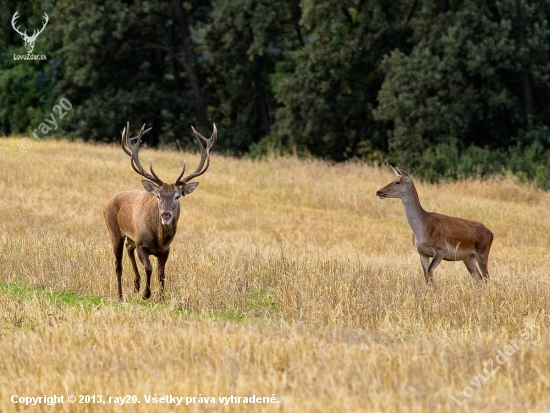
<box><xmin>475</xmin><ymin>251</ymin><xmax>490</xmax><ymax>281</ymax></box>
<box><xmin>419</xmin><ymin>253</ymin><xmax>430</xmax><ymax>282</ymax></box>
<box><xmin>463</xmin><ymin>256</ymin><xmax>482</xmax><ymax>280</ymax></box>
<box><xmin>475</xmin><ymin>233</ymin><xmax>493</xmax><ymax>281</ymax></box>
<box><xmin>426</xmin><ymin>250</ymin><xmax>445</xmax><ymax>282</ymax></box>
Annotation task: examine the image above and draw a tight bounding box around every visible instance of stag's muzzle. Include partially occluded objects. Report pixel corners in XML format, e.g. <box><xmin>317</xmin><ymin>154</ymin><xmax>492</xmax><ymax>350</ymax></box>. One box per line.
<box><xmin>161</xmin><ymin>211</ymin><xmax>173</xmax><ymax>225</ymax></box>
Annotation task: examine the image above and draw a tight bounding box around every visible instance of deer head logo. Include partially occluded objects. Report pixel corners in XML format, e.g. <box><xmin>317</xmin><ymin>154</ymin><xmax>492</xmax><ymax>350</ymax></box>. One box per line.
<box><xmin>11</xmin><ymin>11</ymin><xmax>49</xmax><ymax>54</ymax></box>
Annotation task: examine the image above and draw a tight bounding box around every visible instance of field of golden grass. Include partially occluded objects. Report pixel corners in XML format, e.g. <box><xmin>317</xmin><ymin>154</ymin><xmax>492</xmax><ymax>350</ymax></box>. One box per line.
<box><xmin>0</xmin><ymin>136</ymin><xmax>549</xmax><ymax>412</ymax></box>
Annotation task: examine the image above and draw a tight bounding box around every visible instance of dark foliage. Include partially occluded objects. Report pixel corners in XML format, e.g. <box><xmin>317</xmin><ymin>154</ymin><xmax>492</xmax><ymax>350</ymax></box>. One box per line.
<box><xmin>2</xmin><ymin>0</ymin><xmax>550</xmax><ymax>186</ymax></box>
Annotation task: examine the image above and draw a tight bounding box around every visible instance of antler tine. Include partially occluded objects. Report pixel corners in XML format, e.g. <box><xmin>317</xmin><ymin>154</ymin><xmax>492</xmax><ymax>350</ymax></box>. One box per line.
<box><xmin>29</xmin><ymin>13</ymin><xmax>49</xmax><ymax>40</ymax></box>
<box><xmin>174</xmin><ymin>159</ymin><xmax>187</xmax><ymax>184</ymax></box>
<box><xmin>120</xmin><ymin>121</ymin><xmax>162</xmax><ymax>185</ymax></box>
<box><xmin>176</xmin><ymin>124</ymin><xmax>217</xmax><ymax>185</ymax></box>
<box><xmin>149</xmin><ymin>157</ymin><xmax>163</xmax><ymax>183</ymax></box>
<box><xmin>11</xmin><ymin>11</ymin><xmax>27</xmax><ymax>37</ymax></box>
<box><xmin>121</xmin><ymin>121</ymin><xmax>131</xmax><ymax>156</ymax></box>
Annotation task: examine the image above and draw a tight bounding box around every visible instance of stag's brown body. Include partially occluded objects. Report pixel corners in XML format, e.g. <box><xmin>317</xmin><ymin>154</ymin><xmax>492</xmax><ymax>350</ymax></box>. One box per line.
<box><xmin>376</xmin><ymin>167</ymin><xmax>493</xmax><ymax>282</ymax></box>
<box><xmin>105</xmin><ymin>190</ymin><xmax>179</xmax><ymax>256</ymax></box>
<box><xmin>104</xmin><ymin>122</ymin><xmax>216</xmax><ymax>301</ymax></box>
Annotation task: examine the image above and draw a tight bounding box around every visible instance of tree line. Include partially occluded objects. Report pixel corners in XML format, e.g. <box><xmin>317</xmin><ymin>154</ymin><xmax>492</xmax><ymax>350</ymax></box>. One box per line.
<box><xmin>1</xmin><ymin>0</ymin><xmax>550</xmax><ymax>184</ymax></box>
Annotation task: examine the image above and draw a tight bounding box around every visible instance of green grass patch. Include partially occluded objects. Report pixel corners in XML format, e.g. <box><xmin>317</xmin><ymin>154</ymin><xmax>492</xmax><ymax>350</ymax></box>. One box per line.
<box><xmin>0</xmin><ymin>281</ymin><xmax>249</xmax><ymax>322</ymax></box>
<box><xmin>0</xmin><ymin>281</ymin><xmax>116</xmax><ymax>309</ymax></box>
<box><xmin>210</xmin><ymin>310</ymin><xmax>247</xmax><ymax>322</ymax></box>
<box><xmin>246</xmin><ymin>288</ymin><xmax>277</xmax><ymax>311</ymax></box>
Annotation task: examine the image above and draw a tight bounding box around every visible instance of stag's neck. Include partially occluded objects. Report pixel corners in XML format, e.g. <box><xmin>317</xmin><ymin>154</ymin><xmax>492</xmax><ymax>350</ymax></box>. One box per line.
<box><xmin>400</xmin><ymin>183</ymin><xmax>428</xmax><ymax>236</ymax></box>
<box><xmin>158</xmin><ymin>220</ymin><xmax>178</xmax><ymax>245</ymax></box>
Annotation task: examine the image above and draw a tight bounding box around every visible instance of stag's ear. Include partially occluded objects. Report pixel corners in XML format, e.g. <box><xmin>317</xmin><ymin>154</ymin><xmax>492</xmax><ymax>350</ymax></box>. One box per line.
<box><xmin>142</xmin><ymin>180</ymin><xmax>160</xmax><ymax>194</ymax></box>
<box><xmin>181</xmin><ymin>182</ymin><xmax>199</xmax><ymax>196</ymax></box>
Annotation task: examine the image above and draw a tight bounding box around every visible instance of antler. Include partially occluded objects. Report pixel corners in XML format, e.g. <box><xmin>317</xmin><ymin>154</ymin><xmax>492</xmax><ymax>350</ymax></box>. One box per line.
<box><xmin>11</xmin><ymin>11</ymin><xmax>27</xmax><ymax>38</ymax></box>
<box><xmin>11</xmin><ymin>11</ymin><xmax>48</xmax><ymax>40</ymax></box>
<box><xmin>175</xmin><ymin>124</ymin><xmax>217</xmax><ymax>185</ymax></box>
<box><xmin>121</xmin><ymin>122</ymin><xmax>164</xmax><ymax>186</ymax></box>
<box><xmin>28</xmin><ymin>13</ymin><xmax>49</xmax><ymax>41</ymax></box>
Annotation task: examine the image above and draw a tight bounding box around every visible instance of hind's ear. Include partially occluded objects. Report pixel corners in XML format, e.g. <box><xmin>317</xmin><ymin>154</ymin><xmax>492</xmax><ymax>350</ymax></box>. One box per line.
<box><xmin>399</xmin><ymin>169</ymin><xmax>411</xmax><ymax>181</ymax></box>
<box><xmin>391</xmin><ymin>166</ymin><xmax>402</xmax><ymax>177</ymax></box>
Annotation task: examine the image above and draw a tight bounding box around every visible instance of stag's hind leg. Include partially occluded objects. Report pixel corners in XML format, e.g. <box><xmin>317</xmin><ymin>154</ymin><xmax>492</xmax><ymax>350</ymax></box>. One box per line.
<box><xmin>110</xmin><ymin>236</ymin><xmax>125</xmax><ymax>301</ymax></box>
<box><xmin>104</xmin><ymin>207</ymin><xmax>126</xmax><ymax>301</ymax></box>
<box><xmin>126</xmin><ymin>239</ymin><xmax>141</xmax><ymax>293</ymax></box>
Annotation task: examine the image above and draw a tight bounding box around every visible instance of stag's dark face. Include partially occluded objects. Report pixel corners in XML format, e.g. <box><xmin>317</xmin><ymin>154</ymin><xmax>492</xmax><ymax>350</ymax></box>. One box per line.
<box><xmin>156</xmin><ymin>184</ymin><xmax>181</xmax><ymax>225</ymax></box>
<box><xmin>142</xmin><ymin>181</ymin><xmax>198</xmax><ymax>225</ymax></box>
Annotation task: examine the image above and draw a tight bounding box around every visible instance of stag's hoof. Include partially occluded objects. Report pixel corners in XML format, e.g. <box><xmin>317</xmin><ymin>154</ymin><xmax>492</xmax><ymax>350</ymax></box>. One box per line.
<box><xmin>134</xmin><ymin>282</ymin><xmax>140</xmax><ymax>293</ymax></box>
<box><xmin>142</xmin><ymin>290</ymin><xmax>151</xmax><ymax>300</ymax></box>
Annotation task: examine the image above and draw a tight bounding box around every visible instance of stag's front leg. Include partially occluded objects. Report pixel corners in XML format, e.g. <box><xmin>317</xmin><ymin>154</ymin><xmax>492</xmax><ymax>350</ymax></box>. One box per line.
<box><xmin>137</xmin><ymin>246</ymin><xmax>153</xmax><ymax>300</ymax></box>
<box><xmin>157</xmin><ymin>250</ymin><xmax>170</xmax><ymax>300</ymax></box>
<box><xmin>126</xmin><ymin>240</ymin><xmax>141</xmax><ymax>292</ymax></box>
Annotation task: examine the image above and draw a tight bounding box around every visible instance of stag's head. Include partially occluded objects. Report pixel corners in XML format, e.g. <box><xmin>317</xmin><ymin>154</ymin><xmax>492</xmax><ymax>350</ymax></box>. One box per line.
<box><xmin>11</xmin><ymin>11</ymin><xmax>49</xmax><ymax>54</ymax></box>
<box><xmin>376</xmin><ymin>166</ymin><xmax>412</xmax><ymax>199</ymax></box>
<box><xmin>122</xmin><ymin>122</ymin><xmax>216</xmax><ymax>225</ymax></box>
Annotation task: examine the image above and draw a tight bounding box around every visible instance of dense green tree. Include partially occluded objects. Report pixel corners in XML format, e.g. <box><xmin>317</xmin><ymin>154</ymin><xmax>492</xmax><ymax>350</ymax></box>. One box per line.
<box><xmin>2</xmin><ymin>0</ymin><xmax>550</xmax><ymax>185</ymax></box>
<box><xmin>47</xmin><ymin>0</ymin><xmax>206</xmax><ymax>145</ymax></box>
<box><xmin>270</xmin><ymin>0</ymin><xmax>414</xmax><ymax>160</ymax></box>
<box><xmin>376</xmin><ymin>0</ymin><xmax>550</xmax><ymax>168</ymax></box>
<box><xmin>204</xmin><ymin>0</ymin><xmax>303</xmax><ymax>153</ymax></box>
<box><xmin>0</xmin><ymin>0</ymin><xmax>214</xmax><ymax>145</ymax></box>
<box><xmin>0</xmin><ymin>0</ymin><xmax>56</xmax><ymax>136</ymax></box>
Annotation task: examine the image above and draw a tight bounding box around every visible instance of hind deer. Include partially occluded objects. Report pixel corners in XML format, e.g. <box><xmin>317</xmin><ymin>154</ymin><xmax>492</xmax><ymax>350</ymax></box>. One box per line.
<box><xmin>376</xmin><ymin>167</ymin><xmax>493</xmax><ymax>282</ymax></box>
<box><xmin>104</xmin><ymin>122</ymin><xmax>216</xmax><ymax>301</ymax></box>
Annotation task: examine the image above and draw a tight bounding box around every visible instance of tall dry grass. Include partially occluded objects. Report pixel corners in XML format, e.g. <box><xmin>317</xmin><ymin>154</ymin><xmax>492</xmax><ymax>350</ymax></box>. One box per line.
<box><xmin>0</xmin><ymin>137</ymin><xmax>549</xmax><ymax>412</ymax></box>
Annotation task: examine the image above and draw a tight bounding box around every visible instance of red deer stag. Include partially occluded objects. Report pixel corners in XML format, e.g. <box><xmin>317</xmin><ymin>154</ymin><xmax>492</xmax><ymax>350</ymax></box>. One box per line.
<box><xmin>376</xmin><ymin>167</ymin><xmax>493</xmax><ymax>282</ymax></box>
<box><xmin>104</xmin><ymin>122</ymin><xmax>216</xmax><ymax>301</ymax></box>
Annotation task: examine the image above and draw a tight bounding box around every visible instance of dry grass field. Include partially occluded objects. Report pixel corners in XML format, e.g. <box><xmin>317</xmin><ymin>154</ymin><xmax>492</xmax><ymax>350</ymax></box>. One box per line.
<box><xmin>0</xmin><ymin>136</ymin><xmax>549</xmax><ymax>412</ymax></box>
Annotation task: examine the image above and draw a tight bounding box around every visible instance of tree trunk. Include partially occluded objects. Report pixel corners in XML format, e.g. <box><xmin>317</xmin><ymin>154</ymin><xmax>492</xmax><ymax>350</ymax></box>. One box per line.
<box><xmin>406</xmin><ymin>0</ymin><xmax>418</xmax><ymax>23</ymax></box>
<box><xmin>170</xmin><ymin>22</ymin><xmax>183</xmax><ymax>130</ymax></box>
<box><xmin>522</xmin><ymin>69</ymin><xmax>534</xmax><ymax>127</ymax></box>
<box><xmin>171</xmin><ymin>0</ymin><xmax>208</xmax><ymax>130</ymax></box>
<box><xmin>516</xmin><ymin>9</ymin><xmax>534</xmax><ymax>128</ymax></box>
